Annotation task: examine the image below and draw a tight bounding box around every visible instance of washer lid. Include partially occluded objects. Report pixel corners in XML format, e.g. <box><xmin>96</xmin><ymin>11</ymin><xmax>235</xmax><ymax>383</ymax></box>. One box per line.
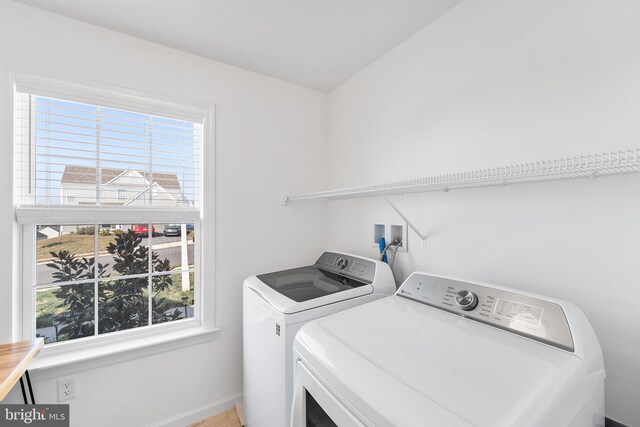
<box><xmin>249</xmin><ymin>251</ymin><xmax>384</xmax><ymax>314</ymax></box>
<box><xmin>247</xmin><ymin>270</ymin><xmax>374</xmax><ymax>315</ymax></box>
<box><xmin>257</xmin><ymin>266</ymin><xmax>369</xmax><ymax>303</ymax></box>
<box><xmin>294</xmin><ymin>296</ymin><xmax>586</xmax><ymax>427</ymax></box>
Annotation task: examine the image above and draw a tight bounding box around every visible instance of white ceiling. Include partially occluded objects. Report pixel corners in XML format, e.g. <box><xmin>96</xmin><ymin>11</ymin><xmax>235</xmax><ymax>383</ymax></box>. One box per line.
<box><xmin>12</xmin><ymin>0</ymin><xmax>461</xmax><ymax>92</ymax></box>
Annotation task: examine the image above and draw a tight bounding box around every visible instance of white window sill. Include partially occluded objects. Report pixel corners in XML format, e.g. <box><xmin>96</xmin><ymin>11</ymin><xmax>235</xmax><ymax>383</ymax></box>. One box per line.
<box><xmin>29</xmin><ymin>324</ymin><xmax>219</xmax><ymax>382</ymax></box>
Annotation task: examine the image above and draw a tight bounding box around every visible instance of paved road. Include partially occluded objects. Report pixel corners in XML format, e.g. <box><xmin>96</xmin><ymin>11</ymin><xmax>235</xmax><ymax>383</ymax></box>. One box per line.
<box><xmin>37</xmin><ymin>237</ymin><xmax>194</xmax><ymax>285</ymax></box>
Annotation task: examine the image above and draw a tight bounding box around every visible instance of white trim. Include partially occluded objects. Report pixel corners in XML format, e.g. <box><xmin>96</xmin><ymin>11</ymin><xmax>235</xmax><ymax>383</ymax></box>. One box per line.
<box><xmin>106</xmin><ymin>168</ymin><xmax>140</xmax><ymax>186</ymax></box>
<box><xmin>152</xmin><ymin>392</ymin><xmax>243</xmax><ymax>427</ymax></box>
<box><xmin>123</xmin><ymin>182</ymin><xmax>178</xmax><ymax>207</ymax></box>
<box><xmin>199</xmin><ymin>105</ymin><xmax>215</xmax><ymax>330</ymax></box>
<box><xmin>29</xmin><ymin>325</ymin><xmax>219</xmax><ymax>381</ymax></box>
<box><xmin>4</xmin><ymin>67</ymin><xmax>21</xmax><ymax>342</ymax></box>
<box><xmin>16</xmin><ymin>206</ymin><xmax>200</xmax><ymax>224</ymax></box>
<box><xmin>14</xmin><ymin>74</ymin><xmax>204</xmax><ymax>123</ymax></box>
<box><xmin>21</xmin><ymin>225</ymin><xmax>35</xmax><ymax>341</ymax></box>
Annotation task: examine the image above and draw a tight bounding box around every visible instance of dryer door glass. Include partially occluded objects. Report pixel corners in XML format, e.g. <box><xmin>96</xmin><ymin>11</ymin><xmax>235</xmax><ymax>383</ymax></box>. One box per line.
<box><xmin>306</xmin><ymin>390</ymin><xmax>338</xmax><ymax>427</ymax></box>
<box><xmin>257</xmin><ymin>266</ymin><xmax>368</xmax><ymax>302</ymax></box>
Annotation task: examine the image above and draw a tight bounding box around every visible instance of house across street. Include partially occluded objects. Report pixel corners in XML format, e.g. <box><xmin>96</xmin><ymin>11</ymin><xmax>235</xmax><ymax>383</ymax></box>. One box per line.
<box><xmin>60</xmin><ymin>165</ymin><xmax>188</xmax><ymax>207</ymax></box>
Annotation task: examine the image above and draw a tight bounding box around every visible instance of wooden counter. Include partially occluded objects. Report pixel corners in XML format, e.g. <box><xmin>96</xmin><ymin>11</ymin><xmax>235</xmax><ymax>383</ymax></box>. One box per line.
<box><xmin>0</xmin><ymin>339</ymin><xmax>44</xmax><ymax>401</ymax></box>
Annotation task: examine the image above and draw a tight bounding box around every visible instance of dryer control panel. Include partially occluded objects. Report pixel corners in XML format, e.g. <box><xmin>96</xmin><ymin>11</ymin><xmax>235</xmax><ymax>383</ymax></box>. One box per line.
<box><xmin>315</xmin><ymin>252</ymin><xmax>376</xmax><ymax>284</ymax></box>
<box><xmin>397</xmin><ymin>273</ymin><xmax>574</xmax><ymax>352</ymax></box>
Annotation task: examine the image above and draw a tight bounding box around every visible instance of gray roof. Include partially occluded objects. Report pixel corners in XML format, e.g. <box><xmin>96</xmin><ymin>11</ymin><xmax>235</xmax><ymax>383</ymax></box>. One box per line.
<box><xmin>61</xmin><ymin>166</ymin><xmax>181</xmax><ymax>190</ymax></box>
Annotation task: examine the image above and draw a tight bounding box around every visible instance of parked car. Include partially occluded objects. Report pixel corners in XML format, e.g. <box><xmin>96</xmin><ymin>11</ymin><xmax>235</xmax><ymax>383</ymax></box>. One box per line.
<box><xmin>132</xmin><ymin>224</ymin><xmax>155</xmax><ymax>236</ymax></box>
<box><xmin>163</xmin><ymin>223</ymin><xmax>193</xmax><ymax>236</ymax></box>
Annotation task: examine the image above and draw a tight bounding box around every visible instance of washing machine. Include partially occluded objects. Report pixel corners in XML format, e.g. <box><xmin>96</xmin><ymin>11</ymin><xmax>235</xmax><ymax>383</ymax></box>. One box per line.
<box><xmin>292</xmin><ymin>272</ymin><xmax>605</xmax><ymax>427</ymax></box>
<box><xmin>243</xmin><ymin>251</ymin><xmax>396</xmax><ymax>427</ymax></box>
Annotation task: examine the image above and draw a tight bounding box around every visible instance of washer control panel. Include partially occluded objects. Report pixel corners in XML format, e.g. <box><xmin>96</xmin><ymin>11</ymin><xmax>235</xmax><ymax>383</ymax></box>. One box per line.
<box><xmin>397</xmin><ymin>273</ymin><xmax>574</xmax><ymax>351</ymax></box>
<box><xmin>315</xmin><ymin>252</ymin><xmax>376</xmax><ymax>284</ymax></box>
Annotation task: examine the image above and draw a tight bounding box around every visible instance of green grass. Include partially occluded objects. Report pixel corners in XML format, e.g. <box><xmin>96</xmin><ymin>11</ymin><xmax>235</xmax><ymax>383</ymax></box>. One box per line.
<box><xmin>154</xmin><ymin>272</ymin><xmax>195</xmax><ymax>308</ymax></box>
<box><xmin>37</xmin><ymin>234</ymin><xmax>116</xmax><ymax>261</ymax></box>
<box><xmin>35</xmin><ymin>286</ymin><xmax>69</xmax><ymax>329</ymax></box>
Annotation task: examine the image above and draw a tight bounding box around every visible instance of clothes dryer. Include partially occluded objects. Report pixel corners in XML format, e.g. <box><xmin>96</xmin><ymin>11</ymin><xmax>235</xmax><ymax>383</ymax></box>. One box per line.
<box><xmin>292</xmin><ymin>272</ymin><xmax>605</xmax><ymax>427</ymax></box>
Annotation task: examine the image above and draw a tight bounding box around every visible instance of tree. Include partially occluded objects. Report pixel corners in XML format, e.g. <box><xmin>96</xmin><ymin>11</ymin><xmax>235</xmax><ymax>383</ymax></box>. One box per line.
<box><xmin>47</xmin><ymin>229</ymin><xmax>182</xmax><ymax>342</ymax></box>
<box><xmin>45</xmin><ymin>250</ymin><xmax>104</xmax><ymax>340</ymax></box>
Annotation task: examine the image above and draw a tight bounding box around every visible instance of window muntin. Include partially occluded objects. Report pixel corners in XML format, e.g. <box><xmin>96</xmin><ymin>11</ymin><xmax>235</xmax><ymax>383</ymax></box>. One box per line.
<box><xmin>17</xmin><ymin>89</ymin><xmax>202</xmax><ymax>346</ymax></box>
<box><xmin>34</xmin><ymin>223</ymin><xmax>196</xmax><ymax>344</ymax></box>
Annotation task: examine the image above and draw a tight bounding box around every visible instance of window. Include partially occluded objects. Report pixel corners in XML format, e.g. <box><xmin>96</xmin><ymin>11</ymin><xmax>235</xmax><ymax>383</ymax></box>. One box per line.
<box><xmin>14</xmin><ymin>83</ymin><xmax>204</xmax><ymax>346</ymax></box>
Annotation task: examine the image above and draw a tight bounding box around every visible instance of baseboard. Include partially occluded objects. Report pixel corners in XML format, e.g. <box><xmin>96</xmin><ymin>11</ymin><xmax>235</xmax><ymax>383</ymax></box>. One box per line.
<box><xmin>150</xmin><ymin>392</ymin><xmax>243</xmax><ymax>427</ymax></box>
<box><xmin>605</xmin><ymin>417</ymin><xmax>629</xmax><ymax>427</ymax></box>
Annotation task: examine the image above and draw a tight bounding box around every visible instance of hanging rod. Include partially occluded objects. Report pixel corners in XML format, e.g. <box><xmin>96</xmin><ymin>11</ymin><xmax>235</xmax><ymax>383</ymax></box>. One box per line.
<box><xmin>285</xmin><ymin>148</ymin><xmax>640</xmax><ymax>204</ymax></box>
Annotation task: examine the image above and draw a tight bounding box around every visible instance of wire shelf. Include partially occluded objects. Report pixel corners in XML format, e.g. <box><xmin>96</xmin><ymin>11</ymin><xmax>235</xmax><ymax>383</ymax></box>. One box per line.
<box><xmin>285</xmin><ymin>148</ymin><xmax>640</xmax><ymax>203</ymax></box>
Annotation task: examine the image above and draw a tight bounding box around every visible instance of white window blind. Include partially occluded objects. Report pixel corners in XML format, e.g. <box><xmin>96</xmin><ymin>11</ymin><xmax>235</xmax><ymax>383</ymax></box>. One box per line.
<box><xmin>14</xmin><ymin>91</ymin><xmax>202</xmax><ymax>212</ymax></box>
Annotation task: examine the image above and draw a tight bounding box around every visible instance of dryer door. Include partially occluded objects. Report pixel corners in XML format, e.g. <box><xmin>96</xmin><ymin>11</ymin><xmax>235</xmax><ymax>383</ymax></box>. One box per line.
<box><xmin>291</xmin><ymin>361</ymin><xmax>367</xmax><ymax>427</ymax></box>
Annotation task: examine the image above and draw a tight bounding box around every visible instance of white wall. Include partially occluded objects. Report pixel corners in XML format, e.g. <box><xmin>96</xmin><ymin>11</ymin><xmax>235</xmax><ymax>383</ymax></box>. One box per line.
<box><xmin>326</xmin><ymin>0</ymin><xmax>640</xmax><ymax>425</ymax></box>
<box><xmin>0</xmin><ymin>1</ymin><xmax>328</xmax><ymax>426</ymax></box>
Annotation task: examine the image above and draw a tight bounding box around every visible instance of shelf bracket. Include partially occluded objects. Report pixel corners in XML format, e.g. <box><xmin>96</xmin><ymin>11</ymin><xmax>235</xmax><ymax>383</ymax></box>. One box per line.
<box><xmin>379</xmin><ymin>192</ymin><xmax>428</xmax><ymax>243</ymax></box>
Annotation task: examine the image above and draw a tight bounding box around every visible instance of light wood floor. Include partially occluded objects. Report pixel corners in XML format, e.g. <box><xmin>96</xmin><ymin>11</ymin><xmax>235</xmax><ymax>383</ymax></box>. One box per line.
<box><xmin>188</xmin><ymin>408</ymin><xmax>242</xmax><ymax>427</ymax></box>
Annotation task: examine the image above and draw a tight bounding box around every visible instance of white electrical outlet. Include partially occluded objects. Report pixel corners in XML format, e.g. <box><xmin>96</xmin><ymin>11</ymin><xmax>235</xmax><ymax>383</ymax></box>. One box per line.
<box><xmin>57</xmin><ymin>377</ymin><xmax>77</xmax><ymax>401</ymax></box>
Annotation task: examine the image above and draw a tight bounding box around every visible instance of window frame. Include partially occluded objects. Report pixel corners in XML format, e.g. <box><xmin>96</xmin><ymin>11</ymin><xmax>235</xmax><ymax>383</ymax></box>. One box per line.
<box><xmin>23</xmin><ymin>218</ymin><xmax>202</xmax><ymax>347</ymax></box>
<box><xmin>11</xmin><ymin>74</ymin><xmax>215</xmax><ymax>356</ymax></box>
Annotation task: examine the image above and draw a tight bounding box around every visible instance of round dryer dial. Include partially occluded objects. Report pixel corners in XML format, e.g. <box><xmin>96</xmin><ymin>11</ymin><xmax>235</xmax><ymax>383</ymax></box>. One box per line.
<box><xmin>336</xmin><ymin>258</ymin><xmax>348</xmax><ymax>270</ymax></box>
<box><xmin>455</xmin><ymin>290</ymin><xmax>478</xmax><ymax>311</ymax></box>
